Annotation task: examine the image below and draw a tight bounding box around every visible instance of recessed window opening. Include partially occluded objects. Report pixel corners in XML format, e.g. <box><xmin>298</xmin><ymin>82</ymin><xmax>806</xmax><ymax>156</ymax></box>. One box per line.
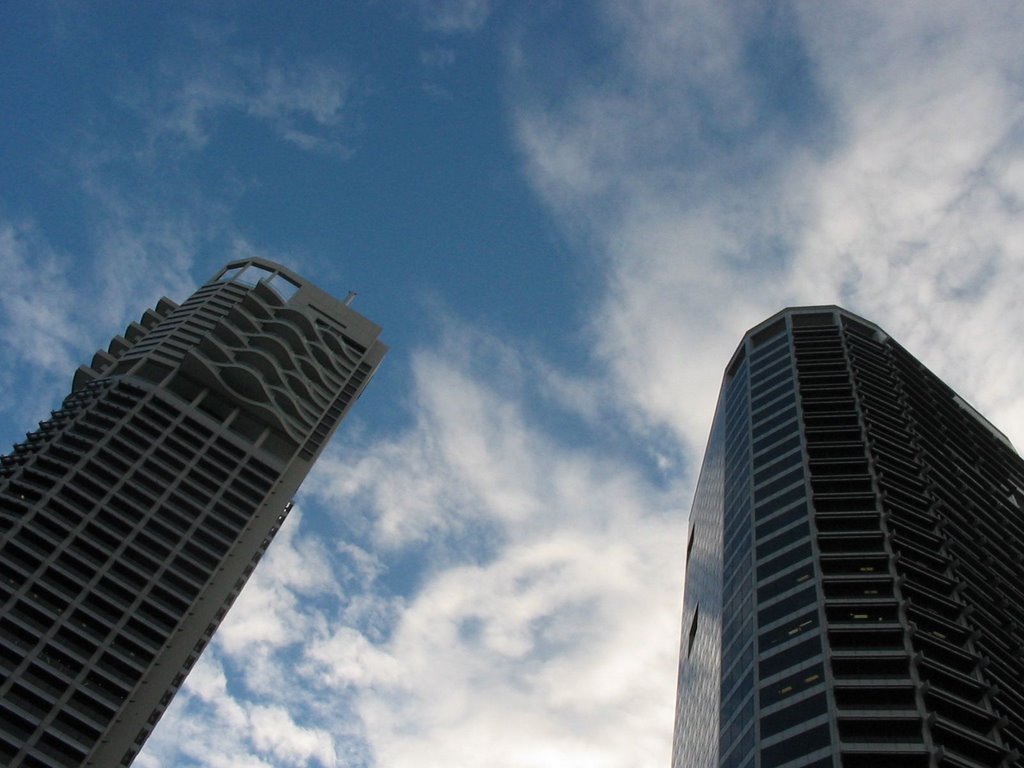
<box><xmin>687</xmin><ymin>607</ymin><xmax>700</xmax><ymax>657</ymax></box>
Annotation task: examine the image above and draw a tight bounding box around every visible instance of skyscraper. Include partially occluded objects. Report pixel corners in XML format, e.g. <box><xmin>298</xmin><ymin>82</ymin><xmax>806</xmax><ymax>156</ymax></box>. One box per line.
<box><xmin>673</xmin><ymin>306</ymin><xmax>1024</xmax><ymax>768</ymax></box>
<box><xmin>0</xmin><ymin>259</ymin><xmax>386</xmax><ymax>767</ymax></box>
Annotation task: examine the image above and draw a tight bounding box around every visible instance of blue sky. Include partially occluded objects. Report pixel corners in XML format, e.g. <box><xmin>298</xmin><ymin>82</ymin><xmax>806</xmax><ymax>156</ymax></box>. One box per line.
<box><xmin>3</xmin><ymin>2</ymin><xmax>1024</xmax><ymax>767</ymax></box>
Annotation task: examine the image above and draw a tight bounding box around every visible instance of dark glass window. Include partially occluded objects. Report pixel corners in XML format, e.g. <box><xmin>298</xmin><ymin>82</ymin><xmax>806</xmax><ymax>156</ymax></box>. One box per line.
<box><xmin>760</xmin><ymin>609</ymin><xmax>819</xmax><ymax>652</ymax></box>
<box><xmin>760</xmin><ymin>662</ymin><xmax>825</xmax><ymax>708</ymax></box>
<box><xmin>758</xmin><ymin>564</ymin><xmax>814</xmax><ymax>604</ymax></box>
<box><xmin>750</xmin><ymin>331</ymin><xmax>789</xmax><ymax>361</ymax></box>
<box><xmin>758</xmin><ymin>585</ymin><xmax>817</xmax><ymax>627</ymax></box>
<box><xmin>754</xmin><ymin>466</ymin><xmax>805</xmax><ymax>499</ymax></box>
<box><xmin>751</xmin><ymin>389</ymin><xmax>796</xmax><ymax>419</ymax></box>
<box><xmin>750</xmin><ymin>363</ymin><xmax>793</xmax><ymax>397</ymax></box>
<box><xmin>753</xmin><ymin>447</ymin><xmax>802</xmax><ymax>486</ymax></box>
<box><xmin>756</xmin><ymin>501</ymin><xmax>808</xmax><ymax>540</ymax></box>
<box><xmin>757</xmin><ymin>540</ymin><xmax>812</xmax><ymax>576</ymax></box>
<box><xmin>761</xmin><ymin>691</ymin><xmax>828</xmax><ymax>738</ymax></box>
<box><xmin>721</xmin><ymin>722</ymin><xmax>754</xmax><ymax>768</ymax></box>
<box><xmin>722</xmin><ymin>641</ymin><xmax>755</xmax><ymax>696</ymax></box>
<box><xmin>755</xmin><ymin>522</ymin><xmax>809</xmax><ymax>562</ymax></box>
<box><xmin>751</xmin><ymin>355</ymin><xmax>789</xmax><ymax>383</ymax></box>
<box><xmin>753</xmin><ymin>422</ymin><xmax>800</xmax><ymax>454</ymax></box>
<box><xmin>752</xmin><ymin>406</ymin><xmax>797</xmax><ymax>438</ymax></box>
<box><xmin>760</xmin><ymin>634</ymin><xmax>821</xmax><ymax>680</ymax></box>
<box><xmin>754</xmin><ymin>486</ymin><xmax>806</xmax><ymax>522</ymax></box>
<box><xmin>760</xmin><ymin>722</ymin><xmax>831</xmax><ymax>768</ymax></box>
<box><xmin>725</xmin><ymin>513</ymin><xmax>752</xmax><ymax>561</ymax></box>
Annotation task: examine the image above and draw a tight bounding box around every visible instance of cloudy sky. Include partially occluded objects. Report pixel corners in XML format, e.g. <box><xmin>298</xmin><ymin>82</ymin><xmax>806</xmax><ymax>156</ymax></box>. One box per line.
<box><xmin>3</xmin><ymin>2</ymin><xmax>1024</xmax><ymax>767</ymax></box>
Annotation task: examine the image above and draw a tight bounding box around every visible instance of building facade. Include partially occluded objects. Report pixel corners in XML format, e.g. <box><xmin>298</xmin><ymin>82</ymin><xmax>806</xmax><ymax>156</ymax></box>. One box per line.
<box><xmin>673</xmin><ymin>306</ymin><xmax>1024</xmax><ymax>768</ymax></box>
<box><xmin>0</xmin><ymin>259</ymin><xmax>386</xmax><ymax>767</ymax></box>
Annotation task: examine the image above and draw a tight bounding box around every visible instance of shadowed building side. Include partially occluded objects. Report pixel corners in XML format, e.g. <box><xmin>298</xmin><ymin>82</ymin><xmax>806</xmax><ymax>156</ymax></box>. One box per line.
<box><xmin>673</xmin><ymin>306</ymin><xmax>1024</xmax><ymax>768</ymax></box>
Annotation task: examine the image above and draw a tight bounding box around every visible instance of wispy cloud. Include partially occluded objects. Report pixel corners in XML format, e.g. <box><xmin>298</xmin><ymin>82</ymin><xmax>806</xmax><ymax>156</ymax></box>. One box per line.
<box><xmin>350</xmin><ymin>529</ymin><xmax>682</xmax><ymax>768</ymax></box>
<box><xmin>134</xmin><ymin>648</ymin><xmax>346</xmax><ymax>768</ymax></box>
<box><xmin>142</xmin><ymin>318</ymin><xmax>684</xmax><ymax>767</ymax></box>
<box><xmin>137</xmin><ymin>509</ymin><xmax>374</xmax><ymax>768</ymax></box>
<box><xmin>0</xmin><ymin>222</ymin><xmax>87</xmax><ymax>424</ymax></box>
<box><xmin>512</xmin><ymin>0</ymin><xmax>1024</xmax><ymax>450</ymax></box>
<box><xmin>414</xmin><ymin>0</ymin><xmax>493</xmax><ymax>34</ymax></box>
<box><xmin>309</xmin><ymin>321</ymin><xmax>673</xmax><ymax>547</ymax></box>
<box><xmin>0</xmin><ymin>223</ymin><xmax>84</xmax><ymax>375</ymax></box>
<box><xmin>218</xmin><ymin>515</ymin><xmax>337</xmax><ymax>656</ymax></box>
<box><xmin>312</xmin><ymin>332</ymin><xmax>684</xmax><ymax>765</ymax></box>
<box><xmin>420</xmin><ymin>47</ymin><xmax>457</xmax><ymax>68</ymax></box>
<box><xmin>125</xmin><ymin>48</ymin><xmax>355</xmax><ymax>157</ymax></box>
<box><xmin>80</xmin><ymin>195</ymin><xmax>204</xmax><ymax>330</ymax></box>
<box><xmin>419</xmin><ymin>44</ymin><xmax>458</xmax><ymax>100</ymax></box>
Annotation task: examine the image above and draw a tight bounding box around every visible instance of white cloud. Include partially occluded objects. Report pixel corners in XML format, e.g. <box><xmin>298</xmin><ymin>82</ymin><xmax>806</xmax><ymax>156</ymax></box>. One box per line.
<box><xmin>136</xmin><ymin>651</ymin><xmax>341</xmax><ymax>768</ymax></box>
<box><xmin>0</xmin><ymin>222</ymin><xmax>84</xmax><ymax>377</ymax></box>
<box><xmin>249</xmin><ymin>706</ymin><xmax>339</xmax><ymax>768</ymax></box>
<box><xmin>509</xmin><ymin>2</ymin><xmax>824</xmax><ymax>455</ymax></box>
<box><xmin>309</xmin><ymin>322</ymin><xmax>675</xmax><ymax>547</ymax></box>
<box><xmin>0</xmin><ymin>221</ymin><xmax>96</xmax><ymax>428</ymax></box>
<box><xmin>512</xmin><ymin>0</ymin><xmax>1024</xmax><ymax>450</ymax></box>
<box><xmin>304</xmin><ymin>328</ymin><xmax>684</xmax><ymax>767</ymax></box>
<box><xmin>215</xmin><ymin>509</ymin><xmax>338</xmax><ymax>657</ymax></box>
<box><xmin>83</xmin><ymin>199</ymin><xmax>202</xmax><ymax>331</ymax></box>
<box><xmin>138</xmin><ymin>512</ymin><xmax>364</xmax><ymax>767</ymax></box>
<box><xmin>305</xmin><ymin>626</ymin><xmax>402</xmax><ymax>689</ymax></box>
<box><xmin>134</xmin><ymin>652</ymin><xmax>272</xmax><ymax>768</ymax></box>
<box><xmin>353</xmin><ymin>525</ymin><xmax>681</xmax><ymax>768</ymax></box>
<box><xmin>129</xmin><ymin>51</ymin><xmax>355</xmax><ymax>157</ymax></box>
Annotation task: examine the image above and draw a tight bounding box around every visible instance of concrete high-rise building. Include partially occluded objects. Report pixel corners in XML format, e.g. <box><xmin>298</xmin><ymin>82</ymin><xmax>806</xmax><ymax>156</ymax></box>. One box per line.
<box><xmin>673</xmin><ymin>307</ymin><xmax>1024</xmax><ymax>768</ymax></box>
<box><xmin>0</xmin><ymin>259</ymin><xmax>386</xmax><ymax>767</ymax></box>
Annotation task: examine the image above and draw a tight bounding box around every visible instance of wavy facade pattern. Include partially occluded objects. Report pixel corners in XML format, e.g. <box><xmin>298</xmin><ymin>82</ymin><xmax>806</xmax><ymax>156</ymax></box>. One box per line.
<box><xmin>0</xmin><ymin>259</ymin><xmax>386</xmax><ymax>767</ymax></box>
<box><xmin>674</xmin><ymin>307</ymin><xmax>1024</xmax><ymax>768</ymax></box>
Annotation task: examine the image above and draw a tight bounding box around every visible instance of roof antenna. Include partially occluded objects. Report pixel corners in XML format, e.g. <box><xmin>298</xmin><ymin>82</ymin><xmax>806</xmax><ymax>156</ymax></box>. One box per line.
<box><xmin>343</xmin><ymin>291</ymin><xmax>357</xmax><ymax>306</ymax></box>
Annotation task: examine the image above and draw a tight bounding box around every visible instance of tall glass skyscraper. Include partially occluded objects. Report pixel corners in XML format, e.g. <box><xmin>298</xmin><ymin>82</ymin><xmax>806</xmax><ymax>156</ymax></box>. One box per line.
<box><xmin>673</xmin><ymin>306</ymin><xmax>1024</xmax><ymax>768</ymax></box>
<box><xmin>0</xmin><ymin>259</ymin><xmax>386</xmax><ymax>767</ymax></box>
